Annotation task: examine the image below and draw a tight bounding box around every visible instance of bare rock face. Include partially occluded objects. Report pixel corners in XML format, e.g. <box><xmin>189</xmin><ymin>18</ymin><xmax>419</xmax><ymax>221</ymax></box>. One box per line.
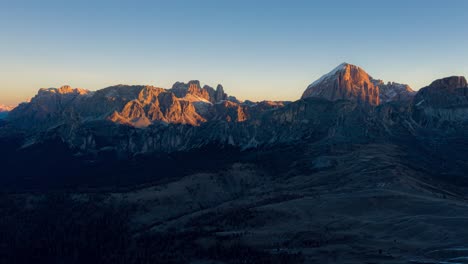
<box><xmin>373</xmin><ymin>80</ymin><xmax>415</xmax><ymax>103</ymax></box>
<box><xmin>428</xmin><ymin>76</ymin><xmax>467</xmax><ymax>91</ymax></box>
<box><xmin>415</xmin><ymin>76</ymin><xmax>468</xmax><ymax>108</ymax></box>
<box><xmin>109</xmin><ymin>86</ymin><xmax>206</xmax><ymax>127</ymax></box>
<box><xmin>214</xmin><ymin>84</ymin><xmax>228</xmax><ymax>102</ymax></box>
<box><xmin>302</xmin><ymin>63</ymin><xmax>414</xmax><ymax>106</ymax></box>
<box><xmin>212</xmin><ymin>101</ymin><xmax>247</xmax><ymax>122</ymax></box>
<box><xmin>302</xmin><ymin>63</ymin><xmax>380</xmax><ymax>106</ymax></box>
<box><xmin>170</xmin><ymin>81</ymin><xmax>228</xmax><ymax>104</ymax></box>
<box><xmin>412</xmin><ymin>76</ymin><xmax>468</xmax><ymax>126</ymax></box>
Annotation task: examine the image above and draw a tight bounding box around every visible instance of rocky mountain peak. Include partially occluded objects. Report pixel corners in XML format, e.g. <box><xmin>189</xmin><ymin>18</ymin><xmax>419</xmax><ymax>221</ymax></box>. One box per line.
<box><xmin>302</xmin><ymin>63</ymin><xmax>415</xmax><ymax>105</ymax></box>
<box><xmin>301</xmin><ymin>63</ymin><xmax>380</xmax><ymax>106</ymax></box>
<box><xmin>215</xmin><ymin>84</ymin><xmax>227</xmax><ymax>102</ymax></box>
<box><xmin>171</xmin><ymin>81</ymin><xmax>228</xmax><ymax>103</ymax></box>
<box><xmin>188</xmin><ymin>80</ymin><xmax>201</xmax><ymax>88</ymax></box>
<box><xmin>414</xmin><ymin>76</ymin><xmax>468</xmax><ymax>105</ymax></box>
<box><xmin>171</xmin><ymin>80</ymin><xmax>201</xmax><ymax>91</ymax></box>
<box><xmin>338</xmin><ymin>62</ymin><xmax>360</xmax><ymax>73</ymax></box>
<box><xmin>428</xmin><ymin>76</ymin><xmax>467</xmax><ymax>90</ymax></box>
<box><xmin>412</xmin><ymin>76</ymin><xmax>468</xmax><ymax>126</ymax></box>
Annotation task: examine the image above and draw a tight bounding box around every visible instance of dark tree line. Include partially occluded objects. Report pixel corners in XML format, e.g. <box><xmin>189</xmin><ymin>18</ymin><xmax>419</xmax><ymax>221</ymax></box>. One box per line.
<box><xmin>0</xmin><ymin>193</ymin><xmax>304</xmax><ymax>264</ymax></box>
<box><xmin>0</xmin><ymin>193</ymin><xmax>131</xmax><ymax>264</ymax></box>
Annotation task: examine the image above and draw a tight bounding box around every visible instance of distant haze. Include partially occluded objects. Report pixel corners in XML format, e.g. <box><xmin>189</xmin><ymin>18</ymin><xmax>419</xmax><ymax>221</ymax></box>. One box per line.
<box><xmin>1</xmin><ymin>0</ymin><xmax>467</xmax><ymax>105</ymax></box>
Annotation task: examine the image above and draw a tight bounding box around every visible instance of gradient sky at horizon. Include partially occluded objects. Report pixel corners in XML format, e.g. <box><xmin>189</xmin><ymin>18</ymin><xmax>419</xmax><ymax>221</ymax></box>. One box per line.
<box><xmin>1</xmin><ymin>0</ymin><xmax>467</xmax><ymax>105</ymax></box>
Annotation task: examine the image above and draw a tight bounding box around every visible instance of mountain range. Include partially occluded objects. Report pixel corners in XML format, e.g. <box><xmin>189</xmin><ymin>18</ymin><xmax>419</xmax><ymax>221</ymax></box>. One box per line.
<box><xmin>3</xmin><ymin>62</ymin><xmax>467</xmax><ymax>155</ymax></box>
<box><xmin>1</xmin><ymin>63</ymin><xmax>468</xmax><ymax>263</ymax></box>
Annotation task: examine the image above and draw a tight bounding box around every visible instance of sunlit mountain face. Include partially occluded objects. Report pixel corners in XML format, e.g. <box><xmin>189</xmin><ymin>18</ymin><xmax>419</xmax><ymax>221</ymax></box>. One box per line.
<box><xmin>0</xmin><ymin>62</ymin><xmax>467</xmax><ymax>263</ymax></box>
<box><xmin>0</xmin><ymin>104</ymin><xmax>13</xmax><ymax>111</ymax></box>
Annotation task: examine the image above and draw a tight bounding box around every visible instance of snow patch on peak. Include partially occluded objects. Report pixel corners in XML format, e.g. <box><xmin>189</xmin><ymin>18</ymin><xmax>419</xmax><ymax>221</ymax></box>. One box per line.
<box><xmin>181</xmin><ymin>94</ymin><xmax>213</xmax><ymax>104</ymax></box>
<box><xmin>310</xmin><ymin>62</ymin><xmax>359</xmax><ymax>87</ymax></box>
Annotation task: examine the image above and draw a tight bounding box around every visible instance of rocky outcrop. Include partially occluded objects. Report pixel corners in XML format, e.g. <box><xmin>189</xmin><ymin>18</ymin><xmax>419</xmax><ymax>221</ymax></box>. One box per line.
<box><xmin>373</xmin><ymin>80</ymin><xmax>415</xmax><ymax>103</ymax></box>
<box><xmin>212</xmin><ymin>101</ymin><xmax>247</xmax><ymax>122</ymax></box>
<box><xmin>109</xmin><ymin>86</ymin><xmax>206</xmax><ymax>127</ymax></box>
<box><xmin>170</xmin><ymin>81</ymin><xmax>228</xmax><ymax>104</ymax></box>
<box><xmin>412</xmin><ymin>76</ymin><xmax>468</xmax><ymax>127</ymax></box>
<box><xmin>214</xmin><ymin>84</ymin><xmax>227</xmax><ymax>102</ymax></box>
<box><xmin>413</xmin><ymin>76</ymin><xmax>468</xmax><ymax>108</ymax></box>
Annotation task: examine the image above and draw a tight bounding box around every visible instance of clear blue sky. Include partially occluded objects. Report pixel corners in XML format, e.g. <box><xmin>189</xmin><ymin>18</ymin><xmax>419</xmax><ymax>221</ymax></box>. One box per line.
<box><xmin>1</xmin><ymin>0</ymin><xmax>467</xmax><ymax>105</ymax></box>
